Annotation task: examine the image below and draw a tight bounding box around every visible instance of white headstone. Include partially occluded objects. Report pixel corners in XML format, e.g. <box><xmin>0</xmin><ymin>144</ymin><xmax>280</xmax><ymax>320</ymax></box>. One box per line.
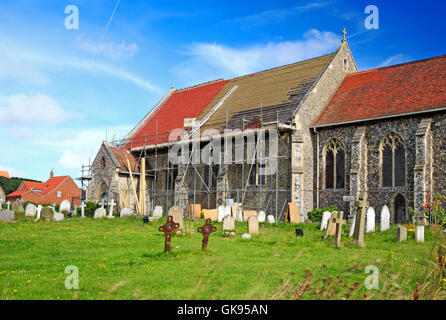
<box><xmin>236</xmin><ymin>207</ymin><xmax>244</xmax><ymax>222</ymax></box>
<box><xmin>222</xmin><ymin>215</ymin><xmax>235</xmax><ymax>233</ymax></box>
<box><xmin>94</xmin><ymin>208</ymin><xmax>107</xmax><ymax>219</ymax></box>
<box><xmin>258</xmin><ymin>211</ymin><xmax>266</xmax><ymax>223</ymax></box>
<box><xmin>34</xmin><ymin>205</ymin><xmax>42</xmax><ymax>222</ymax></box>
<box><xmin>25</xmin><ymin>203</ymin><xmax>37</xmax><ymax>217</ymax></box>
<box><xmin>7</xmin><ymin>201</ymin><xmax>10</xmax><ymax>211</ymax></box>
<box><xmin>380</xmin><ymin>205</ymin><xmax>390</xmax><ymax>232</ymax></box>
<box><xmin>80</xmin><ymin>202</ymin><xmax>86</xmax><ymax>218</ymax></box>
<box><xmin>107</xmin><ymin>199</ymin><xmax>115</xmax><ymax>219</ymax></box>
<box><xmin>120</xmin><ymin>207</ymin><xmax>134</xmax><ymax>218</ymax></box>
<box><xmin>223</xmin><ymin>206</ymin><xmax>231</xmax><ymax>218</ymax></box>
<box><xmin>217</xmin><ymin>205</ymin><xmax>225</xmax><ymax>222</ymax></box>
<box><xmin>153</xmin><ymin>206</ymin><xmax>163</xmax><ymax>219</ymax></box>
<box><xmin>348</xmin><ymin>213</ymin><xmax>356</xmax><ymax>237</ymax></box>
<box><xmin>54</xmin><ymin>212</ymin><xmax>65</xmax><ymax>222</ymax></box>
<box><xmin>366</xmin><ymin>207</ymin><xmax>376</xmax><ymax>233</ymax></box>
<box><xmin>415</xmin><ymin>225</ymin><xmax>425</xmax><ymax>243</ymax></box>
<box><xmin>320</xmin><ymin>211</ymin><xmax>332</xmax><ymax>230</ymax></box>
<box><xmin>59</xmin><ymin>200</ymin><xmax>71</xmax><ymax>213</ymax></box>
<box><xmin>267</xmin><ymin>215</ymin><xmax>275</xmax><ymax>224</ymax></box>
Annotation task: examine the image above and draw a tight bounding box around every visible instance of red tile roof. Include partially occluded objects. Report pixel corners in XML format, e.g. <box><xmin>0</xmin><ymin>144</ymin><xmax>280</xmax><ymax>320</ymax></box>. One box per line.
<box><xmin>125</xmin><ymin>79</ymin><xmax>228</xmax><ymax>148</ymax></box>
<box><xmin>0</xmin><ymin>171</ymin><xmax>10</xmax><ymax>178</ymax></box>
<box><xmin>39</xmin><ymin>176</ymin><xmax>69</xmax><ymax>196</ymax></box>
<box><xmin>7</xmin><ymin>177</ymin><xmax>69</xmax><ymax>198</ymax></box>
<box><xmin>7</xmin><ymin>190</ymin><xmax>27</xmax><ymax>198</ymax></box>
<box><xmin>312</xmin><ymin>54</ymin><xmax>446</xmax><ymax>127</ymax></box>
<box><xmin>23</xmin><ymin>181</ymin><xmax>45</xmax><ymax>191</ymax></box>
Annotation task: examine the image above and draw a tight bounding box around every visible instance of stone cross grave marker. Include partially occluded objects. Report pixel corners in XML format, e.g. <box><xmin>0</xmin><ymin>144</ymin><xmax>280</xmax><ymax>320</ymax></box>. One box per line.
<box><xmin>158</xmin><ymin>216</ymin><xmax>180</xmax><ymax>253</ymax></box>
<box><xmin>80</xmin><ymin>202</ymin><xmax>86</xmax><ymax>218</ymax></box>
<box><xmin>323</xmin><ymin>212</ymin><xmax>338</xmax><ymax>239</ymax></box>
<box><xmin>198</xmin><ymin>218</ymin><xmax>217</xmax><ymax>251</ymax></box>
<box><xmin>331</xmin><ymin>211</ymin><xmax>345</xmax><ymax>248</ymax></box>
<box><xmin>7</xmin><ymin>201</ymin><xmax>11</xmax><ymax>211</ymax></box>
<box><xmin>380</xmin><ymin>205</ymin><xmax>390</xmax><ymax>232</ymax></box>
<box><xmin>107</xmin><ymin>199</ymin><xmax>115</xmax><ymax>219</ymax></box>
<box><xmin>349</xmin><ymin>194</ymin><xmax>368</xmax><ymax>247</ymax></box>
<box><xmin>101</xmin><ymin>199</ymin><xmax>105</xmax><ymax>209</ymax></box>
<box><xmin>34</xmin><ymin>205</ymin><xmax>42</xmax><ymax>222</ymax></box>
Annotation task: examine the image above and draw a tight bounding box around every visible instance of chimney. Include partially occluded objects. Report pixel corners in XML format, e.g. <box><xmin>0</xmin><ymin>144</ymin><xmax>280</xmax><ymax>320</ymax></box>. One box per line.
<box><xmin>50</xmin><ymin>169</ymin><xmax>54</xmax><ymax>179</ymax></box>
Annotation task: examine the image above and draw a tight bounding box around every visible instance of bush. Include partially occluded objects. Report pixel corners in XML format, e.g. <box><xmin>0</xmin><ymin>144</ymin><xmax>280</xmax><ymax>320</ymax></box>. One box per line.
<box><xmin>84</xmin><ymin>202</ymin><xmax>101</xmax><ymax>217</ymax></box>
<box><xmin>307</xmin><ymin>205</ymin><xmax>339</xmax><ymax>223</ymax></box>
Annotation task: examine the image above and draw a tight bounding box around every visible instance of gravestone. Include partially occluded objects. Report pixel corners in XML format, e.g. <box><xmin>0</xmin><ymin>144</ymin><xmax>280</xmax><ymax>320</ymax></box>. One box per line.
<box><xmin>236</xmin><ymin>207</ymin><xmax>244</xmax><ymax>222</ymax></box>
<box><xmin>413</xmin><ymin>213</ymin><xmax>429</xmax><ymax>226</ymax></box>
<box><xmin>267</xmin><ymin>215</ymin><xmax>275</xmax><ymax>224</ymax></box>
<box><xmin>59</xmin><ymin>200</ymin><xmax>71</xmax><ymax>214</ymax></box>
<box><xmin>348</xmin><ymin>213</ymin><xmax>356</xmax><ymax>237</ymax></box>
<box><xmin>366</xmin><ymin>207</ymin><xmax>376</xmax><ymax>233</ymax></box>
<box><xmin>107</xmin><ymin>199</ymin><xmax>115</xmax><ymax>219</ymax></box>
<box><xmin>331</xmin><ymin>211</ymin><xmax>345</xmax><ymax>248</ymax></box>
<box><xmin>232</xmin><ymin>203</ymin><xmax>241</xmax><ymax>219</ymax></box>
<box><xmin>323</xmin><ymin>212</ymin><xmax>338</xmax><ymax>239</ymax></box>
<box><xmin>258</xmin><ymin>211</ymin><xmax>266</xmax><ymax>223</ymax></box>
<box><xmin>153</xmin><ymin>206</ymin><xmax>163</xmax><ymax>220</ymax></box>
<box><xmin>120</xmin><ymin>207</ymin><xmax>134</xmax><ymax>217</ymax></box>
<box><xmin>380</xmin><ymin>205</ymin><xmax>390</xmax><ymax>232</ymax></box>
<box><xmin>203</xmin><ymin>209</ymin><xmax>218</xmax><ymax>221</ymax></box>
<box><xmin>73</xmin><ymin>205</ymin><xmax>78</xmax><ymax>216</ymax></box>
<box><xmin>25</xmin><ymin>203</ymin><xmax>37</xmax><ymax>217</ymax></box>
<box><xmin>247</xmin><ymin>215</ymin><xmax>259</xmax><ymax>235</ymax></box>
<box><xmin>0</xmin><ymin>210</ymin><xmax>14</xmax><ymax>222</ymax></box>
<box><xmin>222</xmin><ymin>215</ymin><xmax>235</xmax><ymax>234</ymax></box>
<box><xmin>349</xmin><ymin>194</ymin><xmax>368</xmax><ymax>247</ymax></box>
<box><xmin>320</xmin><ymin>211</ymin><xmax>332</xmax><ymax>230</ymax></box>
<box><xmin>415</xmin><ymin>225</ymin><xmax>424</xmax><ymax>243</ymax></box>
<box><xmin>224</xmin><ymin>206</ymin><xmax>231</xmax><ymax>219</ymax></box>
<box><xmin>158</xmin><ymin>216</ymin><xmax>180</xmax><ymax>253</ymax></box>
<box><xmin>12</xmin><ymin>200</ymin><xmax>24</xmax><ymax>212</ymax></box>
<box><xmin>168</xmin><ymin>206</ymin><xmax>184</xmax><ymax>233</ymax></box>
<box><xmin>198</xmin><ymin>218</ymin><xmax>217</xmax><ymax>250</ymax></box>
<box><xmin>243</xmin><ymin>210</ymin><xmax>257</xmax><ymax>222</ymax></box>
<box><xmin>54</xmin><ymin>212</ymin><xmax>65</xmax><ymax>221</ymax></box>
<box><xmin>396</xmin><ymin>225</ymin><xmax>407</xmax><ymax>242</ymax></box>
<box><xmin>94</xmin><ymin>208</ymin><xmax>107</xmax><ymax>219</ymax></box>
<box><xmin>80</xmin><ymin>202</ymin><xmax>86</xmax><ymax>218</ymax></box>
<box><xmin>34</xmin><ymin>205</ymin><xmax>42</xmax><ymax>222</ymax></box>
<box><xmin>41</xmin><ymin>207</ymin><xmax>53</xmax><ymax>221</ymax></box>
<box><xmin>217</xmin><ymin>205</ymin><xmax>225</xmax><ymax>222</ymax></box>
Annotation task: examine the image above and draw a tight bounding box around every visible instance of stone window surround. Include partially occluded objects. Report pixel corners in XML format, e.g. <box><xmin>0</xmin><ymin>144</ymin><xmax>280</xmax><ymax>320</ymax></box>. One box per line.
<box><xmin>322</xmin><ymin>138</ymin><xmax>346</xmax><ymax>190</ymax></box>
<box><xmin>378</xmin><ymin>131</ymin><xmax>408</xmax><ymax>189</ymax></box>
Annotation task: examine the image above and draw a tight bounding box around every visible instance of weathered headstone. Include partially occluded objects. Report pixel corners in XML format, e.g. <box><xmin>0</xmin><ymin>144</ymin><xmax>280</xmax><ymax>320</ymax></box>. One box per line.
<box><xmin>198</xmin><ymin>218</ymin><xmax>217</xmax><ymax>250</ymax></box>
<box><xmin>12</xmin><ymin>200</ymin><xmax>24</xmax><ymax>212</ymax></box>
<box><xmin>247</xmin><ymin>215</ymin><xmax>259</xmax><ymax>235</ymax></box>
<box><xmin>34</xmin><ymin>205</ymin><xmax>42</xmax><ymax>222</ymax></box>
<box><xmin>203</xmin><ymin>209</ymin><xmax>218</xmax><ymax>221</ymax></box>
<box><xmin>413</xmin><ymin>213</ymin><xmax>429</xmax><ymax>226</ymax></box>
<box><xmin>158</xmin><ymin>216</ymin><xmax>180</xmax><ymax>253</ymax></box>
<box><xmin>120</xmin><ymin>207</ymin><xmax>134</xmax><ymax>217</ymax></box>
<box><xmin>168</xmin><ymin>206</ymin><xmax>184</xmax><ymax>233</ymax></box>
<box><xmin>323</xmin><ymin>212</ymin><xmax>338</xmax><ymax>239</ymax></box>
<box><xmin>80</xmin><ymin>202</ymin><xmax>86</xmax><ymax>218</ymax></box>
<box><xmin>348</xmin><ymin>213</ymin><xmax>356</xmax><ymax>237</ymax></box>
<box><xmin>54</xmin><ymin>212</ymin><xmax>65</xmax><ymax>221</ymax></box>
<box><xmin>224</xmin><ymin>206</ymin><xmax>231</xmax><ymax>219</ymax></box>
<box><xmin>232</xmin><ymin>203</ymin><xmax>241</xmax><ymax>219</ymax></box>
<box><xmin>396</xmin><ymin>225</ymin><xmax>407</xmax><ymax>242</ymax></box>
<box><xmin>59</xmin><ymin>200</ymin><xmax>71</xmax><ymax>214</ymax></box>
<box><xmin>217</xmin><ymin>205</ymin><xmax>225</xmax><ymax>222</ymax></box>
<box><xmin>236</xmin><ymin>206</ymin><xmax>244</xmax><ymax>222</ymax></box>
<box><xmin>349</xmin><ymin>194</ymin><xmax>368</xmax><ymax>247</ymax></box>
<box><xmin>320</xmin><ymin>211</ymin><xmax>332</xmax><ymax>231</ymax></box>
<box><xmin>258</xmin><ymin>211</ymin><xmax>266</xmax><ymax>223</ymax></box>
<box><xmin>107</xmin><ymin>199</ymin><xmax>115</xmax><ymax>219</ymax></box>
<box><xmin>41</xmin><ymin>207</ymin><xmax>54</xmax><ymax>221</ymax></box>
<box><xmin>222</xmin><ymin>215</ymin><xmax>235</xmax><ymax>234</ymax></box>
<box><xmin>267</xmin><ymin>215</ymin><xmax>275</xmax><ymax>224</ymax></box>
<box><xmin>366</xmin><ymin>207</ymin><xmax>375</xmax><ymax>233</ymax></box>
<box><xmin>25</xmin><ymin>203</ymin><xmax>37</xmax><ymax>217</ymax></box>
<box><xmin>243</xmin><ymin>210</ymin><xmax>257</xmax><ymax>222</ymax></box>
<box><xmin>380</xmin><ymin>205</ymin><xmax>390</xmax><ymax>232</ymax></box>
<box><xmin>94</xmin><ymin>208</ymin><xmax>107</xmax><ymax>219</ymax></box>
<box><xmin>331</xmin><ymin>211</ymin><xmax>345</xmax><ymax>248</ymax></box>
<box><xmin>415</xmin><ymin>225</ymin><xmax>424</xmax><ymax>243</ymax></box>
<box><xmin>153</xmin><ymin>206</ymin><xmax>163</xmax><ymax>220</ymax></box>
<box><xmin>0</xmin><ymin>210</ymin><xmax>14</xmax><ymax>222</ymax></box>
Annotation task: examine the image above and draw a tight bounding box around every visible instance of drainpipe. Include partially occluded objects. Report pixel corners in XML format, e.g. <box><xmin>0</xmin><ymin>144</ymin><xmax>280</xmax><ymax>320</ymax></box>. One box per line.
<box><xmin>313</xmin><ymin>127</ymin><xmax>320</xmax><ymax>209</ymax></box>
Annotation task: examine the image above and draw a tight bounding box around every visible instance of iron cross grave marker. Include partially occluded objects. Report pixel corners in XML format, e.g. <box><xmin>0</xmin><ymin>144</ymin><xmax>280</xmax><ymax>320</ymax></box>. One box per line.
<box><xmin>158</xmin><ymin>215</ymin><xmax>180</xmax><ymax>253</ymax></box>
<box><xmin>197</xmin><ymin>218</ymin><xmax>217</xmax><ymax>251</ymax></box>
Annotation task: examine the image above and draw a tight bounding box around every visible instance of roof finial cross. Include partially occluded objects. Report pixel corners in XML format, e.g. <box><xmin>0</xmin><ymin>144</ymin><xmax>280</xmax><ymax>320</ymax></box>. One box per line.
<box><xmin>342</xmin><ymin>28</ymin><xmax>347</xmax><ymax>41</ymax></box>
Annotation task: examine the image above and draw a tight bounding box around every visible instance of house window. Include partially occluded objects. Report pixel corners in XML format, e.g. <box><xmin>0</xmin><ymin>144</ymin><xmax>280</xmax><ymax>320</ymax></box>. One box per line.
<box><xmin>57</xmin><ymin>191</ymin><xmax>61</xmax><ymax>198</ymax></box>
<box><xmin>324</xmin><ymin>139</ymin><xmax>345</xmax><ymax>189</ymax></box>
<box><xmin>380</xmin><ymin>132</ymin><xmax>406</xmax><ymax>187</ymax></box>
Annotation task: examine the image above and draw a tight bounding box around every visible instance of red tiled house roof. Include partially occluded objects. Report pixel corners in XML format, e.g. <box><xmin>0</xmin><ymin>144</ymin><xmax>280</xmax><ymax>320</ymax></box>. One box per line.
<box><xmin>124</xmin><ymin>79</ymin><xmax>228</xmax><ymax>148</ymax></box>
<box><xmin>0</xmin><ymin>171</ymin><xmax>10</xmax><ymax>178</ymax></box>
<box><xmin>312</xmin><ymin>54</ymin><xmax>446</xmax><ymax>127</ymax></box>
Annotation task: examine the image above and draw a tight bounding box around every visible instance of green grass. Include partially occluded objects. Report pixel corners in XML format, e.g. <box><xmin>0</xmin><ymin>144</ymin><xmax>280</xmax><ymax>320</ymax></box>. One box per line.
<box><xmin>0</xmin><ymin>213</ymin><xmax>444</xmax><ymax>300</ymax></box>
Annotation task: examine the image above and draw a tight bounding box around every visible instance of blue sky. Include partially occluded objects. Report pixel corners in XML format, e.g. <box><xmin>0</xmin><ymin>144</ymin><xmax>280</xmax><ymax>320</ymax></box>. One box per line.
<box><xmin>0</xmin><ymin>0</ymin><xmax>445</xmax><ymax>183</ymax></box>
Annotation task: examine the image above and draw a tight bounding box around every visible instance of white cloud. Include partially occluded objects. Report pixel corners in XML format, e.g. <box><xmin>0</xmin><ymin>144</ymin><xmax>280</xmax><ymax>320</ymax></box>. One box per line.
<box><xmin>173</xmin><ymin>29</ymin><xmax>340</xmax><ymax>82</ymax></box>
<box><xmin>377</xmin><ymin>54</ymin><xmax>407</xmax><ymax>68</ymax></box>
<box><xmin>76</xmin><ymin>34</ymin><xmax>139</xmax><ymax>60</ymax></box>
<box><xmin>230</xmin><ymin>3</ymin><xmax>328</xmax><ymax>27</ymax></box>
<box><xmin>0</xmin><ymin>93</ymin><xmax>80</xmax><ymax>125</ymax></box>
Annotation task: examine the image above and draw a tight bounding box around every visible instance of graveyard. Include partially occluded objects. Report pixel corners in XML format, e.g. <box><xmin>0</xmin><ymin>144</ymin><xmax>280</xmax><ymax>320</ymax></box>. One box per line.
<box><xmin>0</xmin><ymin>204</ymin><xmax>445</xmax><ymax>300</ymax></box>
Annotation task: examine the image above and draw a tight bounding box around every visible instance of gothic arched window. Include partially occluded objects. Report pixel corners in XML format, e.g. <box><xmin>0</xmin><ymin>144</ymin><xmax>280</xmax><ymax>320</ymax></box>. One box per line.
<box><xmin>380</xmin><ymin>132</ymin><xmax>406</xmax><ymax>187</ymax></box>
<box><xmin>324</xmin><ymin>139</ymin><xmax>345</xmax><ymax>189</ymax></box>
